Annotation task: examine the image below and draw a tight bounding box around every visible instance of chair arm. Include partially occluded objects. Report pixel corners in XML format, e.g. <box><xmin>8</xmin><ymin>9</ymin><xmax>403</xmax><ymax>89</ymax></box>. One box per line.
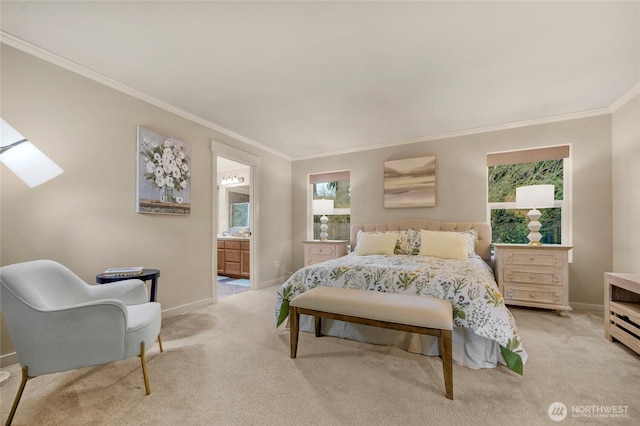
<box><xmin>14</xmin><ymin>300</ymin><xmax>130</xmax><ymax>376</ymax></box>
<box><xmin>87</xmin><ymin>279</ymin><xmax>148</xmax><ymax>305</ymax></box>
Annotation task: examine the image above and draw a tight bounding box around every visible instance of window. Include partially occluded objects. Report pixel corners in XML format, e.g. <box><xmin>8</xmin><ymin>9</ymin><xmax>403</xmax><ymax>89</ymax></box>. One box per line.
<box><xmin>487</xmin><ymin>146</ymin><xmax>570</xmax><ymax>245</ymax></box>
<box><xmin>309</xmin><ymin>171</ymin><xmax>350</xmax><ymax>241</ymax></box>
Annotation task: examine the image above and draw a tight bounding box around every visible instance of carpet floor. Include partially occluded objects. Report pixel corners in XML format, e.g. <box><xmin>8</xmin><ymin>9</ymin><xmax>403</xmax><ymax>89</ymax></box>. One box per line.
<box><xmin>1</xmin><ymin>285</ymin><xmax>638</xmax><ymax>425</ymax></box>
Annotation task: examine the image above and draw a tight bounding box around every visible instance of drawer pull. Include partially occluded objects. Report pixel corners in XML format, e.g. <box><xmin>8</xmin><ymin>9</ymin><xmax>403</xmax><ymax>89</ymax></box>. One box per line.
<box><xmin>529</xmin><ymin>275</ymin><xmax>536</xmax><ymax>280</ymax></box>
<box><xmin>530</xmin><ymin>293</ymin><xmax>536</xmax><ymax>298</ymax></box>
<box><xmin>529</xmin><ymin>257</ymin><xmax>535</xmax><ymax>261</ymax></box>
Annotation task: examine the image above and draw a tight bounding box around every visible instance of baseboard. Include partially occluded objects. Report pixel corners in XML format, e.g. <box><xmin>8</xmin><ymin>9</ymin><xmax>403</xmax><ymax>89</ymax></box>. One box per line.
<box><xmin>570</xmin><ymin>302</ymin><xmax>604</xmax><ymax>312</ymax></box>
<box><xmin>256</xmin><ymin>276</ymin><xmax>288</xmax><ymax>289</ymax></box>
<box><xmin>1</xmin><ymin>351</ymin><xmax>18</xmax><ymax>368</ymax></box>
<box><xmin>161</xmin><ymin>298</ymin><xmax>214</xmax><ymax>318</ymax></box>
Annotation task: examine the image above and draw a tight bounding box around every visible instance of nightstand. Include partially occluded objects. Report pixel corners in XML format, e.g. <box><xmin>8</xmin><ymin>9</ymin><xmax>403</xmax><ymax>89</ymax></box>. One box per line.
<box><xmin>303</xmin><ymin>240</ymin><xmax>348</xmax><ymax>266</ymax></box>
<box><xmin>494</xmin><ymin>244</ymin><xmax>572</xmax><ymax>316</ymax></box>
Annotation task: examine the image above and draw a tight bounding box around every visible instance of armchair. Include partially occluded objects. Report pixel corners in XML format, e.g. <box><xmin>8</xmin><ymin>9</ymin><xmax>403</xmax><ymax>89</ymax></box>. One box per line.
<box><xmin>0</xmin><ymin>259</ymin><xmax>162</xmax><ymax>425</ymax></box>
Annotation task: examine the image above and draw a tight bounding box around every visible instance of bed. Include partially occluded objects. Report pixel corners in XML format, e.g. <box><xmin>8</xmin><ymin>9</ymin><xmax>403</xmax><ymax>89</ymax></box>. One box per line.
<box><xmin>275</xmin><ymin>219</ymin><xmax>527</xmax><ymax>374</ymax></box>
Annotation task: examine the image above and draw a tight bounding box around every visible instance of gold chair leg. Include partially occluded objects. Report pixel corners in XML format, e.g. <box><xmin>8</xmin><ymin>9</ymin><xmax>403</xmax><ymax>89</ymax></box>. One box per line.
<box><xmin>6</xmin><ymin>366</ymin><xmax>31</xmax><ymax>426</ymax></box>
<box><xmin>157</xmin><ymin>334</ymin><xmax>163</xmax><ymax>353</ymax></box>
<box><xmin>140</xmin><ymin>341</ymin><xmax>151</xmax><ymax>395</ymax></box>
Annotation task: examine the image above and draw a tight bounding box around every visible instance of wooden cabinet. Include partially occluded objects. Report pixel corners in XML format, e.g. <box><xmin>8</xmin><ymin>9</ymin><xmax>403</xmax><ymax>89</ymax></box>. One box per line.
<box><xmin>605</xmin><ymin>273</ymin><xmax>640</xmax><ymax>355</ymax></box>
<box><xmin>217</xmin><ymin>241</ymin><xmax>225</xmax><ymax>275</ymax></box>
<box><xmin>241</xmin><ymin>240</ymin><xmax>250</xmax><ymax>278</ymax></box>
<box><xmin>494</xmin><ymin>244</ymin><xmax>572</xmax><ymax>316</ymax></box>
<box><xmin>303</xmin><ymin>240</ymin><xmax>348</xmax><ymax>266</ymax></box>
<box><xmin>218</xmin><ymin>238</ymin><xmax>250</xmax><ymax>278</ymax></box>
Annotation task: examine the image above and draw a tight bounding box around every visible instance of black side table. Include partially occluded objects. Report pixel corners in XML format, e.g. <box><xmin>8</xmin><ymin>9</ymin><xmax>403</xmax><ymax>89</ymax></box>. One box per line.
<box><xmin>96</xmin><ymin>269</ymin><xmax>160</xmax><ymax>302</ymax></box>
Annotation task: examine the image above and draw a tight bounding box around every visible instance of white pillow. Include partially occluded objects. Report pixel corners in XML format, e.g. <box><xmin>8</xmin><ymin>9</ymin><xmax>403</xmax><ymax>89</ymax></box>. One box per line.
<box><xmin>419</xmin><ymin>229</ymin><xmax>468</xmax><ymax>260</ymax></box>
<box><xmin>355</xmin><ymin>232</ymin><xmax>399</xmax><ymax>256</ymax></box>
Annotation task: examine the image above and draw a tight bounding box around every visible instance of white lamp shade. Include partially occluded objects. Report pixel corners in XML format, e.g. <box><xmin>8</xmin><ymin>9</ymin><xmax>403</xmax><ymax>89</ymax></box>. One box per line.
<box><xmin>312</xmin><ymin>199</ymin><xmax>334</xmax><ymax>215</ymax></box>
<box><xmin>1</xmin><ymin>118</ymin><xmax>64</xmax><ymax>188</ymax></box>
<box><xmin>515</xmin><ymin>185</ymin><xmax>554</xmax><ymax>209</ymax></box>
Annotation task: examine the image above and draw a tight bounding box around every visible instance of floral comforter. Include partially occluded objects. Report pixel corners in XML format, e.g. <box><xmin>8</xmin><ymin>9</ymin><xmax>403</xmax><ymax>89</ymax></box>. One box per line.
<box><xmin>275</xmin><ymin>253</ymin><xmax>526</xmax><ymax>374</ymax></box>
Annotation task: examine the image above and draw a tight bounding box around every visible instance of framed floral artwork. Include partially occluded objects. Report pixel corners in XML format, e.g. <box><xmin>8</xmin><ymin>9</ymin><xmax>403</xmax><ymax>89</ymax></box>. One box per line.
<box><xmin>136</xmin><ymin>127</ymin><xmax>191</xmax><ymax>215</ymax></box>
<box><xmin>384</xmin><ymin>155</ymin><xmax>436</xmax><ymax>208</ymax></box>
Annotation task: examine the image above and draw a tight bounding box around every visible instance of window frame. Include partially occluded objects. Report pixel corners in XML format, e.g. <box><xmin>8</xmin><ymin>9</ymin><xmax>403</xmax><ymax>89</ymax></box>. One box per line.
<box><xmin>486</xmin><ymin>145</ymin><xmax>573</xmax><ymax>253</ymax></box>
<box><xmin>307</xmin><ymin>170</ymin><xmax>351</xmax><ymax>241</ymax></box>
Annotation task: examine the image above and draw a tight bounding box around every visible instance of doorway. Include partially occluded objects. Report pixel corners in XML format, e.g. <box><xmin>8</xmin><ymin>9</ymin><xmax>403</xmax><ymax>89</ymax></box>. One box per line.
<box><xmin>216</xmin><ymin>157</ymin><xmax>251</xmax><ymax>299</ymax></box>
<box><xmin>212</xmin><ymin>141</ymin><xmax>260</xmax><ymax>302</ymax></box>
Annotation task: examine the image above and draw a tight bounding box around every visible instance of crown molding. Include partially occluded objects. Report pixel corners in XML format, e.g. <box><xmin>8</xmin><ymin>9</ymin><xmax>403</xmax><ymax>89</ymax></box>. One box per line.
<box><xmin>0</xmin><ymin>31</ymin><xmax>291</xmax><ymax>162</ymax></box>
<box><xmin>292</xmin><ymin>108</ymin><xmax>610</xmax><ymax>161</ymax></box>
<box><xmin>609</xmin><ymin>84</ymin><xmax>640</xmax><ymax>112</ymax></box>
<box><xmin>3</xmin><ymin>31</ymin><xmax>633</xmax><ymax>164</ymax></box>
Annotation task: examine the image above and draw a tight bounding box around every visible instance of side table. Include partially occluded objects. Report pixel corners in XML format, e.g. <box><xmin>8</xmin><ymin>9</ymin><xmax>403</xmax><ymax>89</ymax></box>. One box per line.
<box><xmin>96</xmin><ymin>268</ymin><xmax>160</xmax><ymax>302</ymax></box>
<box><xmin>604</xmin><ymin>272</ymin><xmax>640</xmax><ymax>355</ymax></box>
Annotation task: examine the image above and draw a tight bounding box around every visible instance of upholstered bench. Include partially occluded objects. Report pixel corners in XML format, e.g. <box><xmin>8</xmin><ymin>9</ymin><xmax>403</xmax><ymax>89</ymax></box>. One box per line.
<box><xmin>289</xmin><ymin>286</ymin><xmax>454</xmax><ymax>399</ymax></box>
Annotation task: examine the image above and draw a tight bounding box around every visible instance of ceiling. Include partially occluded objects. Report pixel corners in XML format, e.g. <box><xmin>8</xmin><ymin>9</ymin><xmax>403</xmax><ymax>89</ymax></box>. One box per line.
<box><xmin>1</xmin><ymin>1</ymin><xmax>638</xmax><ymax>160</ymax></box>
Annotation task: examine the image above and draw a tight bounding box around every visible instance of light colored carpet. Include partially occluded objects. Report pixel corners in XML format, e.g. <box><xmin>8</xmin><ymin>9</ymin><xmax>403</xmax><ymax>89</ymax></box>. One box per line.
<box><xmin>1</xmin><ymin>285</ymin><xmax>638</xmax><ymax>425</ymax></box>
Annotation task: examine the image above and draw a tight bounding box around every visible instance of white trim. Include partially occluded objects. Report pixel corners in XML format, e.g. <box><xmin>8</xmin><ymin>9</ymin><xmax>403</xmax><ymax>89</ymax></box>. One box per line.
<box><xmin>570</xmin><ymin>302</ymin><xmax>603</xmax><ymax>313</ymax></box>
<box><xmin>294</xmin><ymin>109</ymin><xmax>609</xmax><ymax>161</ymax></box>
<box><xmin>161</xmin><ymin>299</ymin><xmax>214</xmax><ymax>318</ymax></box>
<box><xmin>609</xmin><ymin>84</ymin><xmax>640</xmax><ymax>112</ymax></box>
<box><xmin>0</xmin><ymin>31</ymin><xmax>291</xmax><ymax>162</ymax></box>
<box><xmin>0</xmin><ymin>352</ymin><xmax>18</xmax><ymax>368</ymax></box>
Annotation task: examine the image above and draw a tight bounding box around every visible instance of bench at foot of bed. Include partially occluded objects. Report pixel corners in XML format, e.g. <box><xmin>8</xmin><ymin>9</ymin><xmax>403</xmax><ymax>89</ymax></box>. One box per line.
<box><xmin>289</xmin><ymin>286</ymin><xmax>454</xmax><ymax>400</ymax></box>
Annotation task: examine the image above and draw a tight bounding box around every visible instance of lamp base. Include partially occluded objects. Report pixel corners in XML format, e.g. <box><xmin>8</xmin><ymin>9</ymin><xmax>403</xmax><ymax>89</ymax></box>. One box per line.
<box><xmin>526</xmin><ymin>209</ymin><xmax>543</xmax><ymax>246</ymax></box>
<box><xmin>319</xmin><ymin>215</ymin><xmax>329</xmax><ymax>241</ymax></box>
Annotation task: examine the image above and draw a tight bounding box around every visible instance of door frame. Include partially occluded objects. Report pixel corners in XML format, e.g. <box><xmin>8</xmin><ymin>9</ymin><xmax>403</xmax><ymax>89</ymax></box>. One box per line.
<box><xmin>211</xmin><ymin>140</ymin><xmax>260</xmax><ymax>301</ymax></box>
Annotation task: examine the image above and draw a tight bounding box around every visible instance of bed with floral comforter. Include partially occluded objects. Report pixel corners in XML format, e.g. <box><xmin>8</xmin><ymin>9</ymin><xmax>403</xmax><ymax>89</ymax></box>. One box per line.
<box><xmin>275</xmin><ymin>253</ymin><xmax>526</xmax><ymax>374</ymax></box>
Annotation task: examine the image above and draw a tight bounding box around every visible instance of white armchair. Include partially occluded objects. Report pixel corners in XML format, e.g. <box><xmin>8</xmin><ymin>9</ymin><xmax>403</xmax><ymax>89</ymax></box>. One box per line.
<box><xmin>0</xmin><ymin>259</ymin><xmax>162</xmax><ymax>425</ymax></box>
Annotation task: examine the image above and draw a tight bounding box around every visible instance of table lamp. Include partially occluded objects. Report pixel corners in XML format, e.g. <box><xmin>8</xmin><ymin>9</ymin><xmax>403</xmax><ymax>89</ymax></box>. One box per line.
<box><xmin>312</xmin><ymin>199</ymin><xmax>334</xmax><ymax>241</ymax></box>
<box><xmin>515</xmin><ymin>184</ymin><xmax>554</xmax><ymax>246</ymax></box>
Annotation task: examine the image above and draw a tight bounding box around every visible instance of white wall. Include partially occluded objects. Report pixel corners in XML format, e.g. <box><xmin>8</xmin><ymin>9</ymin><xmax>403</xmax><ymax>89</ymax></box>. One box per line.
<box><xmin>611</xmin><ymin>92</ymin><xmax>640</xmax><ymax>273</ymax></box>
<box><xmin>0</xmin><ymin>45</ymin><xmax>292</xmax><ymax>360</ymax></box>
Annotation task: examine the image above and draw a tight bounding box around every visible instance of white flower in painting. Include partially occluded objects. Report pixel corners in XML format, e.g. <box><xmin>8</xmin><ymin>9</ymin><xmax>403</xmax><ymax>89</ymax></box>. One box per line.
<box><xmin>175</xmin><ymin>197</ymin><xmax>183</xmax><ymax>204</ymax></box>
<box><xmin>141</xmin><ymin>134</ymin><xmax>191</xmax><ymax>198</ymax></box>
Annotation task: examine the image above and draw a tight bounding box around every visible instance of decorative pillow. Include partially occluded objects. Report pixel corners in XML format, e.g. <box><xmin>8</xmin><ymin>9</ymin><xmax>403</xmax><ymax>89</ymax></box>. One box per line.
<box><xmin>419</xmin><ymin>229</ymin><xmax>468</xmax><ymax>260</ymax></box>
<box><xmin>395</xmin><ymin>229</ymin><xmax>421</xmax><ymax>255</ymax></box>
<box><xmin>355</xmin><ymin>232</ymin><xmax>399</xmax><ymax>256</ymax></box>
<box><xmin>459</xmin><ymin>229</ymin><xmax>479</xmax><ymax>258</ymax></box>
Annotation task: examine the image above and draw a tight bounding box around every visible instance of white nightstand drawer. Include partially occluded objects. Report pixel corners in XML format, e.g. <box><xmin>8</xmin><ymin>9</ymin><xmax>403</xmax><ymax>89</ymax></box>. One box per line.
<box><xmin>306</xmin><ymin>245</ymin><xmax>339</xmax><ymax>257</ymax></box>
<box><xmin>504</xmin><ymin>267</ymin><xmax>562</xmax><ymax>286</ymax></box>
<box><xmin>303</xmin><ymin>240</ymin><xmax>348</xmax><ymax>267</ymax></box>
<box><xmin>503</xmin><ymin>249</ymin><xmax>565</xmax><ymax>268</ymax></box>
<box><xmin>504</xmin><ymin>285</ymin><xmax>563</xmax><ymax>305</ymax></box>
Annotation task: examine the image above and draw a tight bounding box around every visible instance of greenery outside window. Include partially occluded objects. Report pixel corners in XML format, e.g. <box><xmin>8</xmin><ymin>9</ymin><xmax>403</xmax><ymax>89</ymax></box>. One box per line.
<box><xmin>487</xmin><ymin>146</ymin><xmax>570</xmax><ymax>246</ymax></box>
<box><xmin>309</xmin><ymin>171</ymin><xmax>350</xmax><ymax>241</ymax></box>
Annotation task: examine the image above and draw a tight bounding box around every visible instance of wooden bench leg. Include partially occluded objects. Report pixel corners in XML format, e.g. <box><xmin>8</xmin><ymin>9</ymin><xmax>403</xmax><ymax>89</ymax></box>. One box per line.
<box><xmin>290</xmin><ymin>305</ymin><xmax>299</xmax><ymax>358</ymax></box>
<box><xmin>314</xmin><ymin>315</ymin><xmax>322</xmax><ymax>337</ymax></box>
<box><xmin>440</xmin><ymin>329</ymin><xmax>453</xmax><ymax>399</ymax></box>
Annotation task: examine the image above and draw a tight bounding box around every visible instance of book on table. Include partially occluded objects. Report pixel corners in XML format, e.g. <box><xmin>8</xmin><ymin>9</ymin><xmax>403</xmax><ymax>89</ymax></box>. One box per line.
<box><xmin>101</xmin><ymin>267</ymin><xmax>144</xmax><ymax>277</ymax></box>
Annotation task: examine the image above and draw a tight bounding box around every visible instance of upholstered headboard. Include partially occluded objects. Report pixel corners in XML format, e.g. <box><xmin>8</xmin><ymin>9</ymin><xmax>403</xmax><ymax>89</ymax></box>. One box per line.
<box><xmin>350</xmin><ymin>219</ymin><xmax>492</xmax><ymax>261</ymax></box>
